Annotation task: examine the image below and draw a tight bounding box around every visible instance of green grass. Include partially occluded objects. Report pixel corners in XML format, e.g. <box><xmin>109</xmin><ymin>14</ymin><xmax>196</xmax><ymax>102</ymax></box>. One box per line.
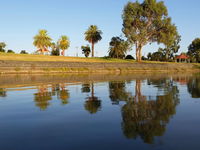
<box><xmin>0</xmin><ymin>52</ymin><xmax>136</xmax><ymax>63</ymax></box>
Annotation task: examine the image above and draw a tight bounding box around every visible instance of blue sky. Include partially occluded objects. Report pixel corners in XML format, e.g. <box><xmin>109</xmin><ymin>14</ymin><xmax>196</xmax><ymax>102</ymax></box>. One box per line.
<box><xmin>0</xmin><ymin>0</ymin><xmax>200</xmax><ymax>57</ymax></box>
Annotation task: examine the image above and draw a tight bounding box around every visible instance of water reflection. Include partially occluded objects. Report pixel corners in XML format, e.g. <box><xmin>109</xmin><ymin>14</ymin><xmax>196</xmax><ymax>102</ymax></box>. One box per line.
<box><xmin>83</xmin><ymin>83</ymin><xmax>101</xmax><ymax>114</ymax></box>
<box><xmin>34</xmin><ymin>84</ymin><xmax>70</xmax><ymax>110</ymax></box>
<box><xmin>109</xmin><ymin>82</ymin><xmax>129</xmax><ymax>104</ymax></box>
<box><xmin>0</xmin><ymin>88</ymin><xmax>6</xmax><ymax>97</ymax></box>
<box><xmin>1</xmin><ymin>75</ymin><xmax>195</xmax><ymax>145</ymax></box>
<box><xmin>121</xmin><ymin>79</ymin><xmax>179</xmax><ymax>143</ymax></box>
<box><xmin>187</xmin><ymin>76</ymin><xmax>200</xmax><ymax>98</ymax></box>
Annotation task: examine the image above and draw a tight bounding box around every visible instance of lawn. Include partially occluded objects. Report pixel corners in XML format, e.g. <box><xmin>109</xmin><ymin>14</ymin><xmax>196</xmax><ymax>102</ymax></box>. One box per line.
<box><xmin>0</xmin><ymin>52</ymin><xmax>137</xmax><ymax>63</ymax></box>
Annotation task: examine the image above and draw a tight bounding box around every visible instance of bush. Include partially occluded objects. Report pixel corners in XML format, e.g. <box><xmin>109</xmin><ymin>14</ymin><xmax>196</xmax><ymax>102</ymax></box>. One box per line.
<box><xmin>20</xmin><ymin>50</ymin><xmax>28</xmax><ymax>54</ymax></box>
<box><xmin>7</xmin><ymin>50</ymin><xmax>15</xmax><ymax>53</ymax></box>
<box><xmin>125</xmin><ymin>55</ymin><xmax>135</xmax><ymax>60</ymax></box>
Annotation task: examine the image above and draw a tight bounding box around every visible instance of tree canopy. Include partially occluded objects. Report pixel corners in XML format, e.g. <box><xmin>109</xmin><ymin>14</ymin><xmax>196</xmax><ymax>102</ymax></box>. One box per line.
<box><xmin>122</xmin><ymin>0</ymin><xmax>178</xmax><ymax>62</ymax></box>
<box><xmin>85</xmin><ymin>25</ymin><xmax>102</xmax><ymax>57</ymax></box>
<box><xmin>33</xmin><ymin>29</ymin><xmax>52</xmax><ymax>54</ymax></box>
<box><xmin>81</xmin><ymin>45</ymin><xmax>91</xmax><ymax>58</ymax></box>
<box><xmin>187</xmin><ymin>38</ymin><xmax>200</xmax><ymax>62</ymax></box>
<box><xmin>108</xmin><ymin>36</ymin><xmax>130</xmax><ymax>59</ymax></box>
<box><xmin>0</xmin><ymin>42</ymin><xmax>6</xmax><ymax>52</ymax></box>
<box><xmin>58</xmin><ymin>35</ymin><xmax>70</xmax><ymax>56</ymax></box>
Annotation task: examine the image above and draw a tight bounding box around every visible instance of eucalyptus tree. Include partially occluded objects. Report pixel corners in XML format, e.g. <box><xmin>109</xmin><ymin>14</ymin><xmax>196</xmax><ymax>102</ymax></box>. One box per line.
<box><xmin>108</xmin><ymin>36</ymin><xmax>130</xmax><ymax>59</ymax></box>
<box><xmin>58</xmin><ymin>35</ymin><xmax>70</xmax><ymax>56</ymax></box>
<box><xmin>84</xmin><ymin>25</ymin><xmax>102</xmax><ymax>57</ymax></box>
<box><xmin>122</xmin><ymin>0</ymin><xmax>178</xmax><ymax>62</ymax></box>
<box><xmin>33</xmin><ymin>29</ymin><xmax>52</xmax><ymax>54</ymax></box>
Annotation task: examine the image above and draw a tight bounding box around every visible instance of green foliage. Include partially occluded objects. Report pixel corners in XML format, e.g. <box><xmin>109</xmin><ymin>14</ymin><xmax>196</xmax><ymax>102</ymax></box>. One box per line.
<box><xmin>20</xmin><ymin>50</ymin><xmax>28</xmax><ymax>54</ymax></box>
<box><xmin>187</xmin><ymin>77</ymin><xmax>200</xmax><ymax>98</ymax></box>
<box><xmin>187</xmin><ymin>38</ymin><xmax>200</xmax><ymax>63</ymax></box>
<box><xmin>81</xmin><ymin>45</ymin><xmax>91</xmax><ymax>57</ymax></box>
<box><xmin>0</xmin><ymin>42</ymin><xmax>6</xmax><ymax>52</ymax></box>
<box><xmin>125</xmin><ymin>55</ymin><xmax>135</xmax><ymax>60</ymax></box>
<box><xmin>33</xmin><ymin>29</ymin><xmax>52</xmax><ymax>54</ymax></box>
<box><xmin>7</xmin><ymin>49</ymin><xmax>15</xmax><ymax>53</ymax></box>
<box><xmin>150</xmin><ymin>50</ymin><xmax>164</xmax><ymax>61</ymax></box>
<box><xmin>51</xmin><ymin>42</ymin><xmax>60</xmax><ymax>56</ymax></box>
<box><xmin>108</xmin><ymin>36</ymin><xmax>130</xmax><ymax>59</ymax></box>
<box><xmin>85</xmin><ymin>25</ymin><xmax>102</xmax><ymax>57</ymax></box>
<box><xmin>58</xmin><ymin>35</ymin><xmax>70</xmax><ymax>56</ymax></box>
<box><xmin>159</xmin><ymin>35</ymin><xmax>181</xmax><ymax>61</ymax></box>
<box><xmin>122</xmin><ymin>0</ymin><xmax>178</xmax><ymax>62</ymax></box>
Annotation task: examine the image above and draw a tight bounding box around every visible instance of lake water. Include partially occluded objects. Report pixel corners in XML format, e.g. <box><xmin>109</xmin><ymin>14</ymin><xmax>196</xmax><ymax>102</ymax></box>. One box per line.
<box><xmin>0</xmin><ymin>73</ymin><xmax>200</xmax><ymax>150</ymax></box>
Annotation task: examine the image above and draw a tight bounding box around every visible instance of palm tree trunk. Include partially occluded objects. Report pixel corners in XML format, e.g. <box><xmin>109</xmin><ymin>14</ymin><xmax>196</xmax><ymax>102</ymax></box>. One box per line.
<box><xmin>92</xmin><ymin>42</ymin><xmax>94</xmax><ymax>57</ymax></box>
<box><xmin>62</xmin><ymin>50</ymin><xmax>65</xmax><ymax>56</ymax></box>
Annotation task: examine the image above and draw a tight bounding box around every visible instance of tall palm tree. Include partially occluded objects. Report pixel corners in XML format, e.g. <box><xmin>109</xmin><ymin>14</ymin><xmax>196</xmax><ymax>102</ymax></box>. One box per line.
<box><xmin>33</xmin><ymin>30</ymin><xmax>52</xmax><ymax>54</ymax></box>
<box><xmin>58</xmin><ymin>35</ymin><xmax>70</xmax><ymax>56</ymax></box>
<box><xmin>84</xmin><ymin>25</ymin><xmax>102</xmax><ymax>57</ymax></box>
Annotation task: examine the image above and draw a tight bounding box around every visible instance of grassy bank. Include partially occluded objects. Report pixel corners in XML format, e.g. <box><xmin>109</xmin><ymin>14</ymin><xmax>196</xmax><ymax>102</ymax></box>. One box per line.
<box><xmin>0</xmin><ymin>52</ymin><xmax>135</xmax><ymax>63</ymax></box>
<box><xmin>0</xmin><ymin>53</ymin><xmax>199</xmax><ymax>74</ymax></box>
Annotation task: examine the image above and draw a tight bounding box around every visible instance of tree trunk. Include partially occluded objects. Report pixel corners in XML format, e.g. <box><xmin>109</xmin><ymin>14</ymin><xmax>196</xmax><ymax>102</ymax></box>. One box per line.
<box><xmin>92</xmin><ymin>42</ymin><xmax>94</xmax><ymax>57</ymax></box>
<box><xmin>91</xmin><ymin>83</ymin><xmax>94</xmax><ymax>98</ymax></box>
<box><xmin>41</xmin><ymin>48</ymin><xmax>45</xmax><ymax>55</ymax></box>
<box><xmin>136</xmin><ymin>44</ymin><xmax>142</xmax><ymax>62</ymax></box>
<box><xmin>62</xmin><ymin>50</ymin><xmax>65</xmax><ymax>56</ymax></box>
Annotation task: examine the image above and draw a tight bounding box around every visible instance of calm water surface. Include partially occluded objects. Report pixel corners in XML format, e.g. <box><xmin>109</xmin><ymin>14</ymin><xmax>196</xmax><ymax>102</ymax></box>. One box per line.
<box><xmin>0</xmin><ymin>74</ymin><xmax>200</xmax><ymax>150</ymax></box>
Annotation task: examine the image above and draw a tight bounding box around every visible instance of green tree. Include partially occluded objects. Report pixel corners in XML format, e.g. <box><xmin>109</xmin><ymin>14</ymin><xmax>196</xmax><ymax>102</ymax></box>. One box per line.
<box><xmin>7</xmin><ymin>50</ymin><xmax>15</xmax><ymax>53</ymax></box>
<box><xmin>122</xmin><ymin>0</ymin><xmax>177</xmax><ymax>62</ymax></box>
<box><xmin>159</xmin><ymin>35</ymin><xmax>181</xmax><ymax>61</ymax></box>
<box><xmin>0</xmin><ymin>42</ymin><xmax>6</xmax><ymax>52</ymax></box>
<box><xmin>187</xmin><ymin>38</ymin><xmax>200</xmax><ymax>63</ymax></box>
<box><xmin>85</xmin><ymin>25</ymin><xmax>102</xmax><ymax>57</ymax></box>
<box><xmin>108</xmin><ymin>37</ymin><xmax>130</xmax><ymax>59</ymax></box>
<box><xmin>51</xmin><ymin>42</ymin><xmax>60</xmax><ymax>56</ymax></box>
<box><xmin>20</xmin><ymin>50</ymin><xmax>28</xmax><ymax>54</ymax></box>
<box><xmin>33</xmin><ymin>29</ymin><xmax>52</xmax><ymax>54</ymax></box>
<box><xmin>58</xmin><ymin>35</ymin><xmax>70</xmax><ymax>56</ymax></box>
<box><xmin>81</xmin><ymin>45</ymin><xmax>91</xmax><ymax>57</ymax></box>
<box><xmin>147</xmin><ymin>52</ymin><xmax>152</xmax><ymax>60</ymax></box>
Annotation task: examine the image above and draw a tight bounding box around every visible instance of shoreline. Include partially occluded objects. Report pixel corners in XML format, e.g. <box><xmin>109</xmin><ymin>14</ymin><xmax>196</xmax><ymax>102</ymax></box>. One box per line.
<box><xmin>0</xmin><ymin>60</ymin><xmax>199</xmax><ymax>74</ymax></box>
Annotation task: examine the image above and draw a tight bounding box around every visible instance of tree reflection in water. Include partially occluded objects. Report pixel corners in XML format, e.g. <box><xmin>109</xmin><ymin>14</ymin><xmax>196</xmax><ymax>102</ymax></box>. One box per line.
<box><xmin>109</xmin><ymin>79</ymin><xmax>180</xmax><ymax>144</ymax></box>
<box><xmin>187</xmin><ymin>77</ymin><xmax>200</xmax><ymax>98</ymax></box>
<box><xmin>34</xmin><ymin>84</ymin><xmax>70</xmax><ymax>110</ymax></box>
<box><xmin>83</xmin><ymin>83</ymin><xmax>101</xmax><ymax>114</ymax></box>
<box><xmin>109</xmin><ymin>82</ymin><xmax>129</xmax><ymax>105</ymax></box>
<box><xmin>0</xmin><ymin>88</ymin><xmax>6</xmax><ymax>97</ymax></box>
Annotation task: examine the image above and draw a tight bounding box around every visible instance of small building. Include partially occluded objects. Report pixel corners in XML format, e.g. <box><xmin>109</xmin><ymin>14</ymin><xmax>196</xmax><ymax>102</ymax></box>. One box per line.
<box><xmin>175</xmin><ymin>53</ymin><xmax>190</xmax><ymax>63</ymax></box>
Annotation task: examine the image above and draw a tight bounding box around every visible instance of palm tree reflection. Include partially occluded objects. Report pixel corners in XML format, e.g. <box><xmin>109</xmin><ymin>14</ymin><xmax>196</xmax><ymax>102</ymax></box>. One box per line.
<box><xmin>34</xmin><ymin>84</ymin><xmax>70</xmax><ymax>110</ymax></box>
<box><xmin>83</xmin><ymin>83</ymin><xmax>101</xmax><ymax>114</ymax></box>
<box><xmin>34</xmin><ymin>85</ymin><xmax>52</xmax><ymax>110</ymax></box>
<box><xmin>109</xmin><ymin>82</ymin><xmax>129</xmax><ymax>105</ymax></box>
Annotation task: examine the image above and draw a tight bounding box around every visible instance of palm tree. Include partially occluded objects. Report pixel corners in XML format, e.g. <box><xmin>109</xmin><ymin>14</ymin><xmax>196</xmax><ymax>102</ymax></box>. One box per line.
<box><xmin>84</xmin><ymin>25</ymin><xmax>102</xmax><ymax>57</ymax></box>
<box><xmin>58</xmin><ymin>35</ymin><xmax>70</xmax><ymax>56</ymax></box>
<box><xmin>33</xmin><ymin>30</ymin><xmax>52</xmax><ymax>54</ymax></box>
